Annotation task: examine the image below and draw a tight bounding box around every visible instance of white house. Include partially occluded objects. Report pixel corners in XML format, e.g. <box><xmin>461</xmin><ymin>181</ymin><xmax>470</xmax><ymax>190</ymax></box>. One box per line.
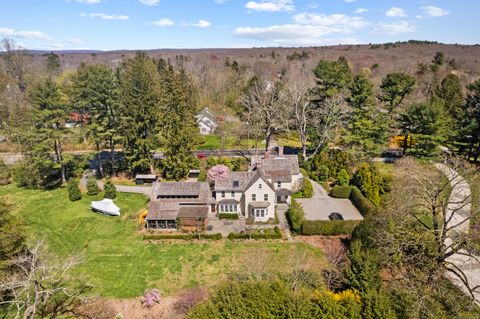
<box><xmin>214</xmin><ymin>171</ymin><xmax>276</xmax><ymax>222</ymax></box>
<box><xmin>196</xmin><ymin>107</ymin><xmax>217</xmax><ymax>135</ymax></box>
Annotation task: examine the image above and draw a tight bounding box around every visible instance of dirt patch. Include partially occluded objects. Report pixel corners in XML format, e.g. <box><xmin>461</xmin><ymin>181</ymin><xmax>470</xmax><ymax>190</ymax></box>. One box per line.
<box><xmin>77</xmin><ymin>287</ymin><xmax>208</xmax><ymax>319</ymax></box>
<box><xmin>295</xmin><ymin>235</ymin><xmax>350</xmax><ymax>252</ymax></box>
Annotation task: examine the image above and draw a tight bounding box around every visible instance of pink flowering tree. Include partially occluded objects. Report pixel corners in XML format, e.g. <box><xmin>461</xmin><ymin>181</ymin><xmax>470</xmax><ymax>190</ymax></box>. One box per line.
<box><xmin>141</xmin><ymin>288</ymin><xmax>161</xmax><ymax>309</ymax></box>
<box><xmin>207</xmin><ymin>164</ymin><xmax>230</xmax><ymax>184</ymax></box>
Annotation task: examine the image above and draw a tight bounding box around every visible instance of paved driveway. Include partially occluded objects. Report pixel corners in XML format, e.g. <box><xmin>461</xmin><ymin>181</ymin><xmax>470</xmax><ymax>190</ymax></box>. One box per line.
<box><xmin>297</xmin><ymin>181</ymin><xmax>363</xmax><ymax>221</ymax></box>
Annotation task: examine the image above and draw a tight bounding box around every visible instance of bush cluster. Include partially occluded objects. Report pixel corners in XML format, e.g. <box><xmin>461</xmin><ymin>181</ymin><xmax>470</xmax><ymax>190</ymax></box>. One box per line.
<box><xmin>337</xmin><ymin>168</ymin><xmax>350</xmax><ymax>186</ymax></box>
<box><xmin>86</xmin><ymin>176</ymin><xmax>99</xmax><ymax>196</ymax></box>
<box><xmin>218</xmin><ymin>213</ymin><xmax>239</xmax><ymax>220</ymax></box>
<box><xmin>67</xmin><ymin>178</ymin><xmax>82</xmax><ymax>201</ymax></box>
<box><xmin>206</xmin><ymin>157</ymin><xmax>246</xmax><ymax>172</ymax></box>
<box><xmin>330</xmin><ymin>185</ymin><xmax>352</xmax><ymax>198</ymax></box>
<box><xmin>350</xmin><ymin>186</ymin><xmax>376</xmax><ymax>216</ymax></box>
<box><xmin>103</xmin><ymin>179</ymin><xmax>117</xmax><ymax>199</ymax></box>
<box><xmin>302</xmin><ymin>220</ymin><xmax>360</xmax><ymax>236</ymax></box>
<box><xmin>286</xmin><ymin>199</ymin><xmax>305</xmax><ymax>234</ymax></box>
<box><xmin>227</xmin><ymin>227</ymin><xmax>282</xmax><ymax>240</ymax></box>
<box><xmin>0</xmin><ymin>160</ymin><xmax>11</xmax><ymax>185</ymax></box>
<box><xmin>143</xmin><ymin>233</ymin><xmax>222</xmax><ymax>241</ymax></box>
<box><xmin>293</xmin><ymin>178</ymin><xmax>313</xmax><ymax>199</ymax></box>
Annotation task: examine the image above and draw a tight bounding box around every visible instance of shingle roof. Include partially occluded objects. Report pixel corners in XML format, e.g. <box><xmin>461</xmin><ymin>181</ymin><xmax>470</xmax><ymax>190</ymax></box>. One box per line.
<box><xmin>251</xmin><ymin>155</ymin><xmax>300</xmax><ymax>176</ymax></box>
<box><xmin>276</xmin><ymin>188</ymin><xmax>292</xmax><ymax>196</ymax></box>
<box><xmin>267</xmin><ymin>171</ymin><xmax>292</xmax><ymax>182</ymax></box>
<box><xmin>178</xmin><ymin>205</ymin><xmax>209</xmax><ymax>218</ymax></box>
<box><xmin>214</xmin><ymin>171</ymin><xmax>256</xmax><ymax>191</ymax></box>
<box><xmin>249</xmin><ymin>201</ymin><xmax>271</xmax><ymax>208</ymax></box>
<box><xmin>146</xmin><ymin>201</ymin><xmax>179</xmax><ymax>220</ymax></box>
<box><xmin>151</xmin><ymin>182</ymin><xmax>213</xmax><ymax>203</ymax></box>
<box><xmin>217</xmin><ymin>199</ymin><xmax>240</xmax><ymax>204</ymax></box>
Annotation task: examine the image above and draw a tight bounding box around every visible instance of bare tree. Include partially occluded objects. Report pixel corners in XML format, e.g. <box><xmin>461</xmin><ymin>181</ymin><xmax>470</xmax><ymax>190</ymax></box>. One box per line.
<box><xmin>309</xmin><ymin>95</ymin><xmax>349</xmax><ymax>159</ymax></box>
<box><xmin>380</xmin><ymin>157</ymin><xmax>480</xmax><ymax>303</ymax></box>
<box><xmin>288</xmin><ymin>84</ymin><xmax>314</xmax><ymax>159</ymax></box>
<box><xmin>238</xmin><ymin>248</ymin><xmax>272</xmax><ymax>281</ymax></box>
<box><xmin>322</xmin><ymin>245</ymin><xmax>348</xmax><ymax>290</ymax></box>
<box><xmin>285</xmin><ymin>248</ymin><xmax>320</xmax><ymax>291</ymax></box>
<box><xmin>0</xmin><ymin>241</ymin><xmax>92</xmax><ymax>319</ymax></box>
<box><xmin>241</xmin><ymin>80</ymin><xmax>288</xmax><ymax>151</ymax></box>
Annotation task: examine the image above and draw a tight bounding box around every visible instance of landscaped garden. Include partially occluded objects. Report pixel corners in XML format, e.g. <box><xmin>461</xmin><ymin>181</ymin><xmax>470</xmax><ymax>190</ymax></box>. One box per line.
<box><xmin>0</xmin><ymin>185</ymin><xmax>324</xmax><ymax>299</ymax></box>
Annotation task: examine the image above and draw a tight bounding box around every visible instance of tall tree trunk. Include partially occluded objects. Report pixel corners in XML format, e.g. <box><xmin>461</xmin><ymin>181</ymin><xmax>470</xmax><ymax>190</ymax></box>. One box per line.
<box><xmin>96</xmin><ymin>142</ymin><xmax>103</xmax><ymax>177</ymax></box>
<box><xmin>403</xmin><ymin>133</ymin><xmax>409</xmax><ymax>155</ymax></box>
<box><xmin>54</xmin><ymin>139</ymin><xmax>66</xmax><ymax>183</ymax></box>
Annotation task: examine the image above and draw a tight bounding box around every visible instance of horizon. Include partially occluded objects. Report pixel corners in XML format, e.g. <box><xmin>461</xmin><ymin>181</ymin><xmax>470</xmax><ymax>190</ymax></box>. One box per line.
<box><xmin>1</xmin><ymin>0</ymin><xmax>478</xmax><ymax>51</ymax></box>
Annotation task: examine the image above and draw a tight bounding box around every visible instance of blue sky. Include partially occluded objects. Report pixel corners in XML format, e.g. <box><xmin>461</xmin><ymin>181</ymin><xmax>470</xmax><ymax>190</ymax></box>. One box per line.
<box><xmin>0</xmin><ymin>0</ymin><xmax>477</xmax><ymax>50</ymax></box>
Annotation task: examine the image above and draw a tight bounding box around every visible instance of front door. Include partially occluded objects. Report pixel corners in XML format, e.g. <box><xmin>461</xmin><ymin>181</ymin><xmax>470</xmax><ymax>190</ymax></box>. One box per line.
<box><xmin>277</xmin><ymin>195</ymin><xmax>282</xmax><ymax>203</ymax></box>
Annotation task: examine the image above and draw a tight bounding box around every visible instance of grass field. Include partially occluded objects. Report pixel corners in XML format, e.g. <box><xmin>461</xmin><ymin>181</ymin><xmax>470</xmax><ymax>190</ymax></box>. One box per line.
<box><xmin>0</xmin><ymin>185</ymin><xmax>324</xmax><ymax>299</ymax></box>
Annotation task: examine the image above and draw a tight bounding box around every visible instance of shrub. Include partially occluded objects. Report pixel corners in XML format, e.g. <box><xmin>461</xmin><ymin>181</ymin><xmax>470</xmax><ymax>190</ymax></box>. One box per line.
<box><xmin>67</xmin><ymin>178</ymin><xmax>82</xmax><ymax>201</ymax></box>
<box><xmin>301</xmin><ymin>220</ymin><xmax>360</xmax><ymax>235</ymax></box>
<box><xmin>174</xmin><ymin>288</ymin><xmax>208</xmax><ymax>315</ymax></box>
<box><xmin>103</xmin><ymin>179</ymin><xmax>117</xmax><ymax>199</ymax></box>
<box><xmin>143</xmin><ymin>233</ymin><xmax>222</xmax><ymax>241</ymax></box>
<box><xmin>302</xmin><ymin>178</ymin><xmax>314</xmax><ymax>198</ymax></box>
<box><xmin>318</xmin><ymin>165</ymin><xmax>330</xmax><ymax>182</ymax></box>
<box><xmin>352</xmin><ymin>163</ymin><xmax>380</xmax><ymax>206</ymax></box>
<box><xmin>197</xmin><ymin>168</ymin><xmax>207</xmax><ymax>182</ymax></box>
<box><xmin>331</xmin><ymin>185</ymin><xmax>352</xmax><ymax>198</ymax></box>
<box><xmin>207</xmin><ymin>164</ymin><xmax>230</xmax><ymax>183</ymax></box>
<box><xmin>286</xmin><ymin>199</ymin><xmax>305</xmax><ymax>234</ymax></box>
<box><xmin>218</xmin><ymin>213</ymin><xmax>239</xmax><ymax>220</ymax></box>
<box><xmin>337</xmin><ymin>169</ymin><xmax>350</xmax><ymax>186</ymax></box>
<box><xmin>227</xmin><ymin>229</ymin><xmax>282</xmax><ymax>240</ymax></box>
<box><xmin>350</xmin><ymin>186</ymin><xmax>376</xmax><ymax>216</ymax></box>
<box><xmin>0</xmin><ymin>160</ymin><xmax>11</xmax><ymax>185</ymax></box>
<box><xmin>86</xmin><ymin>176</ymin><xmax>99</xmax><ymax>196</ymax></box>
<box><xmin>141</xmin><ymin>288</ymin><xmax>161</xmax><ymax>309</ymax></box>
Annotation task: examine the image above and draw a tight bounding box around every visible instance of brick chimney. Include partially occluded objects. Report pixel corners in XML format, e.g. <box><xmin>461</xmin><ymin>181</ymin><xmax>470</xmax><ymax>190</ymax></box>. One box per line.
<box><xmin>264</xmin><ymin>150</ymin><xmax>270</xmax><ymax>160</ymax></box>
<box><xmin>278</xmin><ymin>146</ymin><xmax>284</xmax><ymax>158</ymax></box>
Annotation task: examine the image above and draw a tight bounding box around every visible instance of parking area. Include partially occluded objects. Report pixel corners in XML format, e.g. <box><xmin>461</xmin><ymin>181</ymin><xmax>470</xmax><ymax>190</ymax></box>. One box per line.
<box><xmin>206</xmin><ymin>219</ymin><xmax>246</xmax><ymax>237</ymax></box>
<box><xmin>297</xmin><ymin>181</ymin><xmax>363</xmax><ymax>221</ymax></box>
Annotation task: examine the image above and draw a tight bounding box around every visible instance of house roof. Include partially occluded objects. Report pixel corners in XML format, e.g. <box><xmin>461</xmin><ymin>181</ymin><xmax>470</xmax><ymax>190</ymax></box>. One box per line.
<box><xmin>196</xmin><ymin>107</ymin><xmax>217</xmax><ymax>128</ymax></box>
<box><xmin>214</xmin><ymin>171</ymin><xmax>256</xmax><ymax>191</ymax></box>
<box><xmin>151</xmin><ymin>182</ymin><xmax>212</xmax><ymax>202</ymax></box>
<box><xmin>217</xmin><ymin>199</ymin><xmax>240</xmax><ymax>204</ymax></box>
<box><xmin>276</xmin><ymin>188</ymin><xmax>292</xmax><ymax>196</ymax></box>
<box><xmin>178</xmin><ymin>205</ymin><xmax>209</xmax><ymax>219</ymax></box>
<box><xmin>267</xmin><ymin>171</ymin><xmax>292</xmax><ymax>182</ymax></box>
<box><xmin>146</xmin><ymin>201</ymin><xmax>179</xmax><ymax>220</ymax></box>
<box><xmin>251</xmin><ymin>155</ymin><xmax>300</xmax><ymax>176</ymax></box>
<box><xmin>249</xmin><ymin>201</ymin><xmax>271</xmax><ymax>209</ymax></box>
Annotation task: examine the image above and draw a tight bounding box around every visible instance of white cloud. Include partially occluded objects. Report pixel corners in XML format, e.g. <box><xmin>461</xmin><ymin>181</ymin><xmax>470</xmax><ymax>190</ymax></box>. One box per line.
<box><xmin>233</xmin><ymin>12</ymin><xmax>369</xmax><ymax>46</ymax></box>
<box><xmin>355</xmin><ymin>8</ymin><xmax>367</xmax><ymax>15</ymax></box>
<box><xmin>421</xmin><ymin>6</ymin><xmax>449</xmax><ymax>17</ymax></box>
<box><xmin>374</xmin><ymin>21</ymin><xmax>416</xmax><ymax>35</ymax></box>
<box><xmin>214</xmin><ymin>0</ymin><xmax>229</xmax><ymax>3</ymax></box>
<box><xmin>153</xmin><ymin>18</ymin><xmax>174</xmax><ymax>27</ymax></box>
<box><xmin>307</xmin><ymin>2</ymin><xmax>318</xmax><ymax>9</ymax></box>
<box><xmin>50</xmin><ymin>43</ymin><xmax>65</xmax><ymax>49</ymax></box>
<box><xmin>67</xmin><ymin>38</ymin><xmax>83</xmax><ymax>44</ymax></box>
<box><xmin>344</xmin><ymin>0</ymin><xmax>356</xmax><ymax>3</ymax></box>
<box><xmin>193</xmin><ymin>20</ymin><xmax>211</xmax><ymax>28</ymax></box>
<box><xmin>245</xmin><ymin>0</ymin><xmax>294</xmax><ymax>12</ymax></box>
<box><xmin>386</xmin><ymin>7</ymin><xmax>407</xmax><ymax>18</ymax></box>
<box><xmin>76</xmin><ymin>0</ymin><xmax>101</xmax><ymax>4</ymax></box>
<box><xmin>79</xmin><ymin>13</ymin><xmax>129</xmax><ymax>20</ymax></box>
<box><xmin>0</xmin><ymin>27</ymin><xmax>52</xmax><ymax>40</ymax></box>
<box><xmin>138</xmin><ymin>0</ymin><xmax>160</xmax><ymax>6</ymax></box>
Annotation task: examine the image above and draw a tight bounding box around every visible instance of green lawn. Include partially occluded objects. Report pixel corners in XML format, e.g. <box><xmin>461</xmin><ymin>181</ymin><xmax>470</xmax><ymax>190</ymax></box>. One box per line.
<box><xmin>0</xmin><ymin>185</ymin><xmax>323</xmax><ymax>299</ymax></box>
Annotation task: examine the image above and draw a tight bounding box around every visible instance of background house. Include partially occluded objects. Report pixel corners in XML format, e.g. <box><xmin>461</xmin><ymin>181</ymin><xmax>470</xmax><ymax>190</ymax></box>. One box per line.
<box><xmin>196</xmin><ymin>107</ymin><xmax>217</xmax><ymax>135</ymax></box>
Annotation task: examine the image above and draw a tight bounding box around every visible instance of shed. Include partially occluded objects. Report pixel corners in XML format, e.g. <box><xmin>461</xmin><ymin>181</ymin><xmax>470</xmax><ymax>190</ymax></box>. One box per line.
<box><xmin>135</xmin><ymin>174</ymin><xmax>158</xmax><ymax>185</ymax></box>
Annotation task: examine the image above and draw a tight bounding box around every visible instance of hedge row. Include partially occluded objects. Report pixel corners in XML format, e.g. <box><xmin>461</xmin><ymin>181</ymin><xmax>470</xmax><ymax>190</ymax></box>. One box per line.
<box><xmin>349</xmin><ymin>186</ymin><xmax>376</xmax><ymax>216</ymax></box>
<box><xmin>301</xmin><ymin>220</ymin><xmax>360</xmax><ymax>236</ymax></box>
<box><xmin>143</xmin><ymin>233</ymin><xmax>223</xmax><ymax>241</ymax></box>
<box><xmin>228</xmin><ymin>227</ymin><xmax>282</xmax><ymax>240</ymax></box>
<box><xmin>330</xmin><ymin>185</ymin><xmax>352</xmax><ymax>198</ymax></box>
<box><xmin>218</xmin><ymin>213</ymin><xmax>240</xmax><ymax>220</ymax></box>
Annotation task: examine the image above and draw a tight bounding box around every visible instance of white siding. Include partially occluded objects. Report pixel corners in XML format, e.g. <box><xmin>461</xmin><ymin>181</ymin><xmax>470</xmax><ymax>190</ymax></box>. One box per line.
<box><xmin>244</xmin><ymin>178</ymin><xmax>275</xmax><ymax>221</ymax></box>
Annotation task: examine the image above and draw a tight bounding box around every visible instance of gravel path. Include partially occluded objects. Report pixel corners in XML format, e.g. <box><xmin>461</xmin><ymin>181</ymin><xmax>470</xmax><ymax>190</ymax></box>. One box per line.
<box><xmin>435</xmin><ymin>163</ymin><xmax>480</xmax><ymax>304</ymax></box>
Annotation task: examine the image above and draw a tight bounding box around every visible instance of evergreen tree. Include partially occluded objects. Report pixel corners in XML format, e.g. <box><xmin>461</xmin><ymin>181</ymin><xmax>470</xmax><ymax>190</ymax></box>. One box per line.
<box><xmin>0</xmin><ymin>159</ymin><xmax>11</xmax><ymax>185</ymax></box>
<box><xmin>0</xmin><ymin>199</ymin><xmax>26</xmax><ymax>272</ymax></box>
<box><xmin>117</xmin><ymin>52</ymin><xmax>161</xmax><ymax>174</ymax></box>
<box><xmin>337</xmin><ymin>168</ymin><xmax>350</xmax><ymax>186</ymax></box>
<box><xmin>379</xmin><ymin>73</ymin><xmax>415</xmax><ymax>113</ymax></box>
<box><xmin>67</xmin><ymin>178</ymin><xmax>82</xmax><ymax>201</ymax></box>
<box><xmin>344</xmin><ymin>74</ymin><xmax>387</xmax><ymax>155</ymax></box>
<box><xmin>103</xmin><ymin>178</ymin><xmax>117</xmax><ymax>199</ymax></box>
<box><xmin>460</xmin><ymin>80</ymin><xmax>480</xmax><ymax>161</ymax></box>
<box><xmin>86</xmin><ymin>176</ymin><xmax>99</xmax><ymax>196</ymax></box>
<box><xmin>69</xmin><ymin>63</ymin><xmax>120</xmax><ymax>175</ymax></box>
<box><xmin>312</xmin><ymin>56</ymin><xmax>352</xmax><ymax>100</ymax></box>
<box><xmin>27</xmin><ymin>78</ymin><xmax>69</xmax><ymax>183</ymax></box>
<box><xmin>344</xmin><ymin>240</ymin><xmax>381</xmax><ymax>293</ymax></box>
<box><xmin>352</xmin><ymin>163</ymin><xmax>380</xmax><ymax>206</ymax></box>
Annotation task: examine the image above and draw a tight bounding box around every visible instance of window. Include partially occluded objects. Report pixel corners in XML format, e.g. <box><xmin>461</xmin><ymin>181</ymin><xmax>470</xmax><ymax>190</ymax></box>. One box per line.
<box><xmin>252</xmin><ymin>194</ymin><xmax>256</xmax><ymax>201</ymax></box>
<box><xmin>221</xmin><ymin>191</ymin><xmax>225</xmax><ymax>198</ymax></box>
<box><xmin>229</xmin><ymin>205</ymin><xmax>233</xmax><ymax>212</ymax></box>
<box><xmin>234</xmin><ymin>205</ymin><xmax>237</xmax><ymax>212</ymax></box>
<box><xmin>277</xmin><ymin>181</ymin><xmax>281</xmax><ymax>188</ymax></box>
<box><xmin>264</xmin><ymin>194</ymin><xmax>268</xmax><ymax>201</ymax></box>
<box><xmin>220</xmin><ymin>205</ymin><xmax>224</xmax><ymax>212</ymax></box>
<box><xmin>233</xmin><ymin>180</ymin><xmax>240</xmax><ymax>187</ymax></box>
<box><xmin>261</xmin><ymin>209</ymin><xmax>265</xmax><ymax>217</ymax></box>
<box><xmin>231</xmin><ymin>191</ymin><xmax>235</xmax><ymax>197</ymax></box>
<box><xmin>258</xmin><ymin>183</ymin><xmax>262</xmax><ymax>189</ymax></box>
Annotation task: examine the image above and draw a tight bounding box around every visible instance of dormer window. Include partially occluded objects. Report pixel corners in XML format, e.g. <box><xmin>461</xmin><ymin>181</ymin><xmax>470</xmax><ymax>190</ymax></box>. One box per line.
<box><xmin>233</xmin><ymin>180</ymin><xmax>240</xmax><ymax>188</ymax></box>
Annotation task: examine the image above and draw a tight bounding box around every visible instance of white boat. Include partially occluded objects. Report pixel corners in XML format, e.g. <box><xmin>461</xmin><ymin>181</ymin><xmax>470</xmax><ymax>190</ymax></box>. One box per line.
<box><xmin>91</xmin><ymin>199</ymin><xmax>120</xmax><ymax>216</ymax></box>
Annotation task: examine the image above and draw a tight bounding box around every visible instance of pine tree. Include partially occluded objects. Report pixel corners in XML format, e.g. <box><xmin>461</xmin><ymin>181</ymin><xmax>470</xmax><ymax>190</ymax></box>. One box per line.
<box><xmin>312</xmin><ymin>56</ymin><xmax>352</xmax><ymax>100</ymax></box>
<box><xmin>27</xmin><ymin>78</ymin><xmax>69</xmax><ymax>184</ymax></box>
<box><xmin>352</xmin><ymin>163</ymin><xmax>380</xmax><ymax>206</ymax></box>
<box><xmin>67</xmin><ymin>178</ymin><xmax>82</xmax><ymax>201</ymax></box>
<box><xmin>344</xmin><ymin>74</ymin><xmax>387</xmax><ymax>155</ymax></box>
<box><xmin>86</xmin><ymin>176</ymin><xmax>99</xmax><ymax>196</ymax></box>
<box><xmin>117</xmin><ymin>52</ymin><xmax>161</xmax><ymax>174</ymax></box>
<box><xmin>103</xmin><ymin>179</ymin><xmax>117</xmax><ymax>199</ymax></box>
<box><xmin>344</xmin><ymin>240</ymin><xmax>381</xmax><ymax>293</ymax></box>
<box><xmin>379</xmin><ymin>73</ymin><xmax>415</xmax><ymax>113</ymax></box>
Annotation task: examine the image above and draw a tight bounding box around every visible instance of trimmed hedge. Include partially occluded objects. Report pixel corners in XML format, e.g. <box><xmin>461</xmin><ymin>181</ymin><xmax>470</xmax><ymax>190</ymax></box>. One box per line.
<box><xmin>301</xmin><ymin>220</ymin><xmax>360</xmax><ymax>236</ymax></box>
<box><xmin>302</xmin><ymin>178</ymin><xmax>314</xmax><ymax>198</ymax></box>
<box><xmin>349</xmin><ymin>186</ymin><xmax>376</xmax><ymax>216</ymax></box>
<box><xmin>143</xmin><ymin>233</ymin><xmax>223</xmax><ymax>241</ymax></box>
<box><xmin>218</xmin><ymin>213</ymin><xmax>239</xmax><ymax>220</ymax></box>
<box><xmin>330</xmin><ymin>185</ymin><xmax>352</xmax><ymax>198</ymax></box>
<box><xmin>228</xmin><ymin>227</ymin><xmax>282</xmax><ymax>240</ymax></box>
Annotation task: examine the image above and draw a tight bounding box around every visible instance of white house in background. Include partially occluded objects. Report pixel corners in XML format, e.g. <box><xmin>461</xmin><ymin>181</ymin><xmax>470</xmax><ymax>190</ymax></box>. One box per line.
<box><xmin>196</xmin><ymin>107</ymin><xmax>217</xmax><ymax>135</ymax></box>
<box><xmin>250</xmin><ymin>146</ymin><xmax>303</xmax><ymax>204</ymax></box>
<box><xmin>214</xmin><ymin>170</ymin><xmax>276</xmax><ymax>222</ymax></box>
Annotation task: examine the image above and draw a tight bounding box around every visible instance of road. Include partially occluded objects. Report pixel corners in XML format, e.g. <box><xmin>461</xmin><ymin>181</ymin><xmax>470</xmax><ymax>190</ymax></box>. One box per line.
<box><xmin>435</xmin><ymin>163</ymin><xmax>480</xmax><ymax>304</ymax></box>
